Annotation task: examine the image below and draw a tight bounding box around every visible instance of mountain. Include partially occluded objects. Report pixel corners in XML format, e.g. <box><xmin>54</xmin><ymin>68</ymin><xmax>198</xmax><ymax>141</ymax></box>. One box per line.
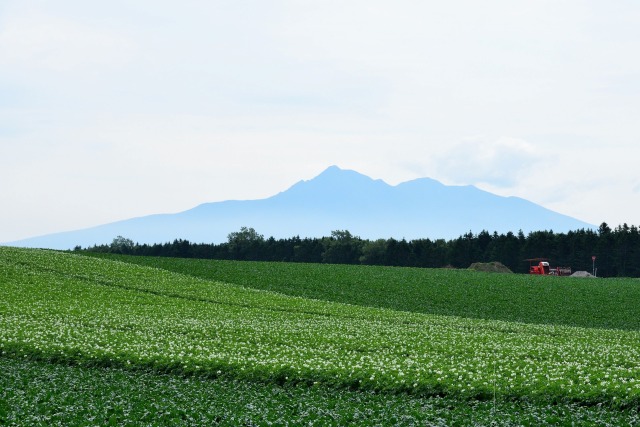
<box><xmin>4</xmin><ymin>166</ymin><xmax>595</xmax><ymax>250</ymax></box>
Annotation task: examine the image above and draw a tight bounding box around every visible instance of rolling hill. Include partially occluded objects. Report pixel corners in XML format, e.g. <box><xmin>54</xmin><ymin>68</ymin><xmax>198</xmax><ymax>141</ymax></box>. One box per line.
<box><xmin>1</xmin><ymin>247</ymin><xmax>639</xmax><ymax>425</ymax></box>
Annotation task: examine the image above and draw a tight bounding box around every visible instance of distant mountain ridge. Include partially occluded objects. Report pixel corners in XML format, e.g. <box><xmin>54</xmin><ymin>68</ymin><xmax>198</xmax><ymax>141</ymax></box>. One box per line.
<box><xmin>5</xmin><ymin>166</ymin><xmax>595</xmax><ymax>250</ymax></box>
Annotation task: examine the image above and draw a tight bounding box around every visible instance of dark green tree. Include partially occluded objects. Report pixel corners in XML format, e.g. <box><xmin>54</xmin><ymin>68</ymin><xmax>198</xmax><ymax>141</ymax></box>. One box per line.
<box><xmin>227</xmin><ymin>227</ymin><xmax>265</xmax><ymax>260</ymax></box>
<box><xmin>360</xmin><ymin>239</ymin><xmax>388</xmax><ymax>265</ymax></box>
<box><xmin>110</xmin><ymin>236</ymin><xmax>135</xmax><ymax>254</ymax></box>
<box><xmin>322</xmin><ymin>230</ymin><xmax>363</xmax><ymax>264</ymax></box>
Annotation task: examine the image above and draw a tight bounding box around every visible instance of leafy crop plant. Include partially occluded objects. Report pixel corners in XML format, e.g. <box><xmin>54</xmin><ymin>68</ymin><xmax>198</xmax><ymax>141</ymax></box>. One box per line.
<box><xmin>1</xmin><ymin>247</ymin><xmax>640</xmax><ymax>425</ymax></box>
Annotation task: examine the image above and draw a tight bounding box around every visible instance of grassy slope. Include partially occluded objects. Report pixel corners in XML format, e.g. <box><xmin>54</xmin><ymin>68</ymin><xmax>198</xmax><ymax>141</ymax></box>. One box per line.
<box><xmin>85</xmin><ymin>253</ymin><xmax>640</xmax><ymax>330</ymax></box>
<box><xmin>2</xmin><ymin>248</ymin><xmax>640</xmax><ymax>425</ymax></box>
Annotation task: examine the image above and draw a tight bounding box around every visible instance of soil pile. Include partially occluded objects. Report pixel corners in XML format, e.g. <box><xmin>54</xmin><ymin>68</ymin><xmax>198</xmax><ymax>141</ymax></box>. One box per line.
<box><xmin>571</xmin><ymin>271</ymin><xmax>596</xmax><ymax>278</ymax></box>
<box><xmin>468</xmin><ymin>262</ymin><xmax>513</xmax><ymax>274</ymax></box>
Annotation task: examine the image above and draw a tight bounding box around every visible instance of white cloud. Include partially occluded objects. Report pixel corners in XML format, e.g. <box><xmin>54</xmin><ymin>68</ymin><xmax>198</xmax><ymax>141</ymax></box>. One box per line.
<box><xmin>470</xmin><ymin>144</ymin><xmax>640</xmax><ymax>227</ymax></box>
<box><xmin>0</xmin><ymin>9</ymin><xmax>135</xmax><ymax>74</ymax></box>
<box><xmin>1</xmin><ymin>0</ymin><xmax>640</xmax><ymax>241</ymax></box>
<box><xmin>431</xmin><ymin>137</ymin><xmax>541</xmax><ymax>187</ymax></box>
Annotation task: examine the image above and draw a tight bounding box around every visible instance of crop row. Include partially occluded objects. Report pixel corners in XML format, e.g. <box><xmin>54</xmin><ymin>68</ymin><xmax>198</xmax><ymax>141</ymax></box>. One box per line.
<box><xmin>87</xmin><ymin>253</ymin><xmax>640</xmax><ymax>330</ymax></box>
<box><xmin>3</xmin><ymin>356</ymin><xmax>639</xmax><ymax>427</ymax></box>
<box><xmin>1</xmin><ymin>248</ymin><xmax>640</xmax><ymax>407</ymax></box>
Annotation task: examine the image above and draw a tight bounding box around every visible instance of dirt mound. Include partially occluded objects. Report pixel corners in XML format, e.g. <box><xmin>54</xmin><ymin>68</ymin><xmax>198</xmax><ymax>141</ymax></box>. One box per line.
<box><xmin>468</xmin><ymin>262</ymin><xmax>513</xmax><ymax>274</ymax></box>
<box><xmin>571</xmin><ymin>271</ymin><xmax>596</xmax><ymax>278</ymax></box>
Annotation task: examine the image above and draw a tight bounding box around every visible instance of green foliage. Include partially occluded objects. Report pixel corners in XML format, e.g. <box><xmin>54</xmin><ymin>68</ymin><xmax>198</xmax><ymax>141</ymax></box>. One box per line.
<box><xmin>90</xmin><ymin>253</ymin><xmax>640</xmax><ymax>331</ymax></box>
<box><xmin>110</xmin><ymin>236</ymin><xmax>135</xmax><ymax>254</ymax></box>
<box><xmin>85</xmin><ymin>223</ymin><xmax>640</xmax><ymax>276</ymax></box>
<box><xmin>3</xmin><ymin>247</ymin><xmax>640</xmax><ymax>425</ymax></box>
<box><xmin>359</xmin><ymin>238</ymin><xmax>388</xmax><ymax>265</ymax></box>
<box><xmin>322</xmin><ymin>230</ymin><xmax>363</xmax><ymax>264</ymax></box>
<box><xmin>227</xmin><ymin>227</ymin><xmax>266</xmax><ymax>260</ymax></box>
<box><xmin>3</xmin><ymin>357</ymin><xmax>637</xmax><ymax>426</ymax></box>
<box><xmin>227</xmin><ymin>226</ymin><xmax>264</xmax><ymax>244</ymax></box>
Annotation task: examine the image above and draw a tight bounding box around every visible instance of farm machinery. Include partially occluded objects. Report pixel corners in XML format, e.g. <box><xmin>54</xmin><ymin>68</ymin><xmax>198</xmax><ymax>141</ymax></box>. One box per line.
<box><xmin>525</xmin><ymin>258</ymin><xmax>572</xmax><ymax>276</ymax></box>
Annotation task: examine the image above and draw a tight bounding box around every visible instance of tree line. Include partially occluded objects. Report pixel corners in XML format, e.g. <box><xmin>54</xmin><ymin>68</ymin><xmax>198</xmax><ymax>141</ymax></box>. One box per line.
<box><xmin>79</xmin><ymin>223</ymin><xmax>640</xmax><ymax>277</ymax></box>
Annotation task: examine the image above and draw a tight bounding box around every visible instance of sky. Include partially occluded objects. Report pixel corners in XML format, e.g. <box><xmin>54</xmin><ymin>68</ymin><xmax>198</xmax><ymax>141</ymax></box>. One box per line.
<box><xmin>1</xmin><ymin>0</ymin><xmax>639</xmax><ymax>243</ymax></box>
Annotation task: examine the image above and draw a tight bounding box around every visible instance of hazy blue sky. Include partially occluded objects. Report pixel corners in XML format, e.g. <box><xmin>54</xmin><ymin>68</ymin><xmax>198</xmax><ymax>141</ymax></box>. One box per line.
<box><xmin>1</xmin><ymin>1</ymin><xmax>639</xmax><ymax>242</ymax></box>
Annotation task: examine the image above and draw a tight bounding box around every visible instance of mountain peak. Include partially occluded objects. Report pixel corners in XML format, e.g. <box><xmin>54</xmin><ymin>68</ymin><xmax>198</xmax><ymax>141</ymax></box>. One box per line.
<box><xmin>320</xmin><ymin>165</ymin><xmax>343</xmax><ymax>174</ymax></box>
<box><xmin>5</xmin><ymin>166</ymin><xmax>595</xmax><ymax>249</ymax></box>
<box><xmin>281</xmin><ymin>165</ymin><xmax>389</xmax><ymax>198</ymax></box>
<box><xmin>313</xmin><ymin>165</ymin><xmax>375</xmax><ymax>182</ymax></box>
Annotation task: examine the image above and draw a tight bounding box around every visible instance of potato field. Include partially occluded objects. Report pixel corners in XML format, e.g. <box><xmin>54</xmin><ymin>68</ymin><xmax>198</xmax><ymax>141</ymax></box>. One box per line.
<box><xmin>1</xmin><ymin>247</ymin><xmax>639</xmax><ymax>426</ymax></box>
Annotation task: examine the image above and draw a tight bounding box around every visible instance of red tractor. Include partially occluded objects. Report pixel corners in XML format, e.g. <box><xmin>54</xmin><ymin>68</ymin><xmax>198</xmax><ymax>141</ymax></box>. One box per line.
<box><xmin>526</xmin><ymin>258</ymin><xmax>572</xmax><ymax>276</ymax></box>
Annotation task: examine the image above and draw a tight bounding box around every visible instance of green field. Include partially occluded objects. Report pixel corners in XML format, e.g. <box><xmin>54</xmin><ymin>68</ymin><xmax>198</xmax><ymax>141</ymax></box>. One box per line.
<box><xmin>2</xmin><ymin>247</ymin><xmax>640</xmax><ymax>425</ymax></box>
<box><xmin>84</xmin><ymin>253</ymin><xmax>640</xmax><ymax>330</ymax></box>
